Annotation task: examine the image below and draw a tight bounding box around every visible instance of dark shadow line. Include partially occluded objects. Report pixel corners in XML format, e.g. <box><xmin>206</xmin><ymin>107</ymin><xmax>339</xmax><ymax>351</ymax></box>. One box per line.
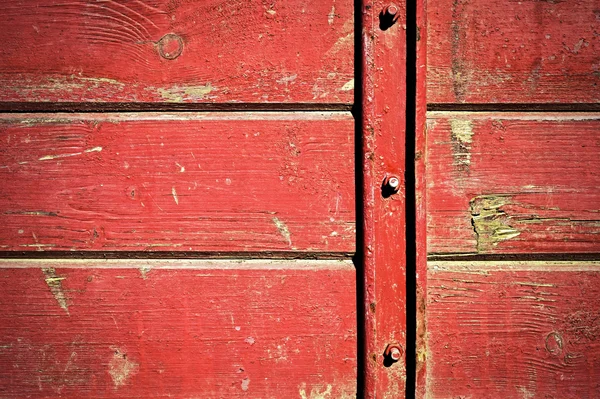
<box><xmin>352</xmin><ymin>0</ymin><xmax>366</xmax><ymax>397</ymax></box>
<box><xmin>427</xmin><ymin>252</ymin><xmax>600</xmax><ymax>262</ymax></box>
<box><xmin>405</xmin><ymin>0</ymin><xmax>418</xmax><ymax>397</ymax></box>
<box><xmin>0</xmin><ymin>251</ymin><xmax>353</xmax><ymax>260</ymax></box>
<box><xmin>428</xmin><ymin>103</ymin><xmax>600</xmax><ymax>112</ymax></box>
<box><xmin>0</xmin><ymin>102</ymin><xmax>353</xmax><ymax>113</ymax></box>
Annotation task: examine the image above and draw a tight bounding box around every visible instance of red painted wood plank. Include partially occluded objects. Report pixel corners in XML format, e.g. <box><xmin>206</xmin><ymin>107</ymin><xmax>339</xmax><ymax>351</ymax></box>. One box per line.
<box><xmin>0</xmin><ymin>113</ymin><xmax>354</xmax><ymax>253</ymax></box>
<box><xmin>427</xmin><ymin>262</ymin><xmax>600</xmax><ymax>399</ymax></box>
<box><xmin>415</xmin><ymin>0</ymin><xmax>429</xmax><ymax>396</ymax></box>
<box><xmin>0</xmin><ymin>260</ymin><xmax>356</xmax><ymax>398</ymax></box>
<box><xmin>427</xmin><ymin>0</ymin><xmax>600</xmax><ymax>104</ymax></box>
<box><xmin>426</xmin><ymin>113</ymin><xmax>600</xmax><ymax>254</ymax></box>
<box><xmin>0</xmin><ymin>0</ymin><xmax>354</xmax><ymax>104</ymax></box>
<box><xmin>361</xmin><ymin>1</ymin><xmax>408</xmax><ymax>396</ymax></box>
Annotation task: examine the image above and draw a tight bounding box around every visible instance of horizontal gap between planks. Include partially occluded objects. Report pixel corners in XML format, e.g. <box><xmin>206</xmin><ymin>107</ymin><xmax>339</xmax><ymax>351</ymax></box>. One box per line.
<box><xmin>426</xmin><ymin>111</ymin><xmax>600</xmax><ymax>120</ymax></box>
<box><xmin>0</xmin><ymin>251</ymin><xmax>354</xmax><ymax>260</ymax></box>
<box><xmin>429</xmin><ymin>260</ymin><xmax>600</xmax><ymax>272</ymax></box>
<box><xmin>0</xmin><ymin>102</ymin><xmax>354</xmax><ymax>113</ymax></box>
<box><xmin>0</xmin><ymin>258</ymin><xmax>355</xmax><ymax>270</ymax></box>
<box><xmin>427</xmin><ymin>103</ymin><xmax>600</xmax><ymax>112</ymax></box>
<box><xmin>428</xmin><ymin>253</ymin><xmax>600</xmax><ymax>262</ymax></box>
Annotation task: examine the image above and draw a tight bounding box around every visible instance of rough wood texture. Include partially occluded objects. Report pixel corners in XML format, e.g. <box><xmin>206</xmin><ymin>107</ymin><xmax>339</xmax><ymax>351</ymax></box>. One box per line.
<box><xmin>0</xmin><ymin>0</ymin><xmax>354</xmax><ymax>104</ymax></box>
<box><xmin>427</xmin><ymin>262</ymin><xmax>600</xmax><ymax>399</ymax></box>
<box><xmin>361</xmin><ymin>1</ymin><xmax>408</xmax><ymax>396</ymax></box>
<box><xmin>0</xmin><ymin>260</ymin><xmax>356</xmax><ymax>398</ymax></box>
<box><xmin>0</xmin><ymin>113</ymin><xmax>354</xmax><ymax>253</ymax></box>
<box><xmin>427</xmin><ymin>0</ymin><xmax>600</xmax><ymax>104</ymax></box>
<box><xmin>415</xmin><ymin>0</ymin><xmax>428</xmax><ymax>395</ymax></box>
<box><xmin>426</xmin><ymin>113</ymin><xmax>600</xmax><ymax>255</ymax></box>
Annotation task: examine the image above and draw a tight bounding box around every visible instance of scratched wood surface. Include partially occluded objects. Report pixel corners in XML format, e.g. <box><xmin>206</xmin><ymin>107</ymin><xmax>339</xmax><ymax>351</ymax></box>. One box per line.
<box><xmin>0</xmin><ymin>260</ymin><xmax>356</xmax><ymax>398</ymax></box>
<box><xmin>426</xmin><ymin>113</ymin><xmax>600</xmax><ymax>255</ymax></box>
<box><xmin>427</xmin><ymin>262</ymin><xmax>600</xmax><ymax>399</ymax></box>
<box><xmin>0</xmin><ymin>0</ymin><xmax>354</xmax><ymax>104</ymax></box>
<box><xmin>427</xmin><ymin>0</ymin><xmax>600</xmax><ymax>104</ymax></box>
<box><xmin>0</xmin><ymin>113</ymin><xmax>355</xmax><ymax>253</ymax></box>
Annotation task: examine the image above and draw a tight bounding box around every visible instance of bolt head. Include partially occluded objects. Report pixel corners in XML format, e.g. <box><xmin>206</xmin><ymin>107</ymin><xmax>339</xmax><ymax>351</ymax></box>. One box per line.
<box><xmin>388</xmin><ymin>177</ymin><xmax>400</xmax><ymax>189</ymax></box>
<box><xmin>385</xmin><ymin>4</ymin><xmax>399</xmax><ymax>15</ymax></box>
<box><xmin>390</xmin><ymin>347</ymin><xmax>402</xmax><ymax>361</ymax></box>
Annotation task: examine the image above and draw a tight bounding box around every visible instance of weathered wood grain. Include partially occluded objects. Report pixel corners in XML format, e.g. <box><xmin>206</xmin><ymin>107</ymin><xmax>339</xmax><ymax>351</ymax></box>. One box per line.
<box><xmin>0</xmin><ymin>260</ymin><xmax>356</xmax><ymax>398</ymax></box>
<box><xmin>426</xmin><ymin>113</ymin><xmax>600</xmax><ymax>254</ymax></box>
<box><xmin>0</xmin><ymin>0</ymin><xmax>354</xmax><ymax>104</ymax></box>
<box><xmin>0</xmin><ymin>113</ymin><xmax>355</xmax><ymax>253</ymax></box>
<box><xmin>427</xmin><ymin>0</ymin><xmax>600</xmax><ymax>104</ymax></box>
<box><xmin>427</xmin><ymin>261</ymin><xmax>600</xmax><ymax>399</ymax></box>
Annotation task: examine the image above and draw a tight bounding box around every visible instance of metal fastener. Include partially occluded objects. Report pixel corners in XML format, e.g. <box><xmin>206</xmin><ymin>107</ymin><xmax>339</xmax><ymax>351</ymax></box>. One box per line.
<box><xmin>384</xmin><ymin>344</ymin><xmax>403</xmax><ymax>362</ymax></box>
<box><xmin>383</xmin><ymin>3</ymin><xmax>400</xmax><ymax>24</ymax></box>
<box><xmin>382</xmin><ymin>174</ymin><xmax>401</xmax><ymax>195</ymax></box>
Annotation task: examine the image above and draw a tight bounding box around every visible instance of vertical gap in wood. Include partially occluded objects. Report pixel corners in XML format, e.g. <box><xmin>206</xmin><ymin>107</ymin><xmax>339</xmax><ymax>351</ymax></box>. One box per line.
<box><xmin>405</xmin><ymin>0</ymin><xmax>418</xmax><ymax>396</ymax></box>
<box><xmin>353</xmin><ymin>0</ymin><xmax>366</xmax><ymax>397</ymax></box>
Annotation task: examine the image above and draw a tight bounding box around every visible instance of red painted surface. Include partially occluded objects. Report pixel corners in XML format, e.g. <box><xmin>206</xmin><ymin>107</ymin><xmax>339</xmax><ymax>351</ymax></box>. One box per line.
<box><xmin>414</xmin><ymin>0</ymin><xmax>428</xmax><ymax>397</ymax></box>
<box><xmin>427</xmin><ymin>0</ymin><xmax>600</xmax><ymax>103</ymax></box>
<box><xmin>0</xmin><ymin>260</ymin><xmax>356</xmax><ymax>398</ymax></box>
<box><xmin>0</xmin><ymin>113</ymin><xmax>354</xmax><ymax>253</ymax></box>
<box><xmin>427</xmin><ymin>263</ymin><xmax>600</xmax><ymax>398</ymax></box>
<box><xmin>0</xmin><ymin>0</ymin><xmax>354</xmax><ymax>104</ymax></box>
<box><xmin>0</xmin><ymin>1</ymin><xmax>359</xmax><ymax>396</ymax></box>
<box><xmin>361</xmin><ymin>1</ymin><xmax>408</xmax><ymax>397</ymax></box>
<box><xmin>426</xmin><ymin>113</ymin><xmax>600</xmax><ymax>255</ymax></box>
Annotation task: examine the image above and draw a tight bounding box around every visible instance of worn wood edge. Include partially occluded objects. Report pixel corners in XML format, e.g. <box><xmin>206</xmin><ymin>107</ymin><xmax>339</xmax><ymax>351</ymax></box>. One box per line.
<box><xmin>0</xmin><ymin>258</ymin><xmax>355</xmax><ymax>270</ymax></box>
<box><xmin>429</xmin><ymin>260</ymin><xmax>600</xmax><ymax>272</ymax></box>
<box><xmin>0</xmin><ymin>111</ymin><xmax>353</xmax><ymax>122</ymax></box>
<box><xmin>0</xmin><ymin>103</ymin><xmax>354</xmax><ymax>113</ymax></box>
<box><xmin>428</xmin><ymin>104</ymin><xmax>600</xmax><ymax>112</ymax></box>
<box><xmin>426</xmin><ymin>111</ymin><xmax>600</xmax><ymax>120</ymax></box>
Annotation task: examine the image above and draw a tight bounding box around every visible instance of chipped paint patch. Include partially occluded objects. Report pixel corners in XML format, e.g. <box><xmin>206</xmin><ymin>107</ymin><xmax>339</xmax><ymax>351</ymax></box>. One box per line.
<box><xmin>340</xmin><ymin>79</ymin><xmax>354</xmax><ymax>91</ymax></box>
<box><xmin>299</xmin><ymin>383</ymin><xmax>333</xmax><ymax>399</ymax></box>
<box><xmin>39</xmin><ymin>147</ymin><xmax>102</xmax><ymax>161</ymax></box>
<box><xmin>450</xmin><ymin>119</ymin><xmax>473</xmax><ymax>171</ymax></box>
<box><xmin>241</xmin><ymin>377</ymin><xmax>250</xmax><ymax>391</ymax></box>
<box><xmin>108</xmin><ymin>348</ymin><xmax>138</xmax><ymax>388</ymax></box>
<box><xmin>272</xmin><ymin>217</ymin><xmax>292</xmax><ymax>246</ymax></box>
<box><xmin>42</xmin><ymin>268</ymin><xmax>69</xmax><ymax>314</ymax></box>
<box><xmin>157</xmin><ymin>84</ymin><xmax>214</xmax><ymax>102</ymax></box>
<box><xmin>328</xmin><ymin>4</ymin><xmax>336</xmax><ymax>25</ymax></box>
<box><xmin>171</xmin><ymin>187</ymin><xmax>179</xmax><ymax>205</ymax></box>
<box><xmin>139</xmin><ymin>267</ymin><xmax>151</xmax><ymax>279</ymax></box>
<box><xmin>470</xmin><ymin>195</ymin><xmax>521</xmax><ymax>252</ymax></box>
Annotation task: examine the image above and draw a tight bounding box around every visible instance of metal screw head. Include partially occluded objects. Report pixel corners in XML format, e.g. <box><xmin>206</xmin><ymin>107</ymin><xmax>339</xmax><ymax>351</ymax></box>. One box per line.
<box><xmin>384</xmin><ymin>344</ymin><xmax>404</xmax><ymax>363</ymax></box>
<box><xmin>383</xmin><ymin>3</ymin><xmax>401</xmax><ymax>23</ymax></box>
<box><xmin>382</xmin><ymin>174</ymin><xmax>401</xmax><ymax>195</ymax></box>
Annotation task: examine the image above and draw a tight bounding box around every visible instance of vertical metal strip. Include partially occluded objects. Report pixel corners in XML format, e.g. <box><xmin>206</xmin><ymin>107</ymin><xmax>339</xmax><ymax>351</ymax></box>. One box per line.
<box><xmin>361</xmin><ymin>1</ymin><xmax>408</xmax><ymax>397</ymax></box>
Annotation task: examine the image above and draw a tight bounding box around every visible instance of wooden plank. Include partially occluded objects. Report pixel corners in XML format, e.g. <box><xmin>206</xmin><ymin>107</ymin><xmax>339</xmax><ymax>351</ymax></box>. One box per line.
<box><xmin>415</xmin><ymin>0</ymin><xmax>429</xmax><ymax>395</ymax></box>
<box><xmin>427</xmin><ymin>261</ymin><xmax>600</xmax><ymax>399</ymax></box>
<box><xmin>0</xmin><ymin>0</ymin><xmax>354</xmax><ymax>104</ymax></box>
<box><xmin>361</xmin><ymin>1</ymin><xmax>408</xmax><ymax>396</ymax></box>
<box><xmin>427</xmin><ymin>0</ymin><xmax>600</xmax><ymax>104</ymax></box>
<box><xmin>0</xmin><ymin>259</ymin><xmax>356</xmax><ymax>398</ymax></box>
<box><xmin>0</xmin><ymin>113</ymin><xmax>355</xmax><ymax>253</ymax></box>
<box><xmin>426</xmin><ymin>113</ymin><xmax>600</xmax><ymax>255</ymax></box>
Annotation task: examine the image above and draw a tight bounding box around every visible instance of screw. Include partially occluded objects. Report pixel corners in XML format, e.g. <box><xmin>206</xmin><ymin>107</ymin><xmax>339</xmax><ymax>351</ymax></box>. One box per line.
<box><xmin>383</xmin><ymin>3</ymin><xmax>400</xmax><ymax>24</ymax></box>
<box><xmin>384</xmin><ymin>344</ymin><xmax>403</xmax><ymax>362</ymax></box>
<box><xmin>382</xmin><ymin>174</ymin><xmax>401</xmax><ymax>194</ymax></box>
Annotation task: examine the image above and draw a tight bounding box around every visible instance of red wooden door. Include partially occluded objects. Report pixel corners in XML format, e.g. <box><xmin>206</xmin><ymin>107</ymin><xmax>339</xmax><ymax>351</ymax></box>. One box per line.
<box><xmin>0</xmin><ymin>1</ymin><xmax>359</xmax><ymax>397</ymax></box>
<box><xmin>418</xmin><ymin>0</ymin><xmax>600</xmax><ymax>397</ymax></box>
